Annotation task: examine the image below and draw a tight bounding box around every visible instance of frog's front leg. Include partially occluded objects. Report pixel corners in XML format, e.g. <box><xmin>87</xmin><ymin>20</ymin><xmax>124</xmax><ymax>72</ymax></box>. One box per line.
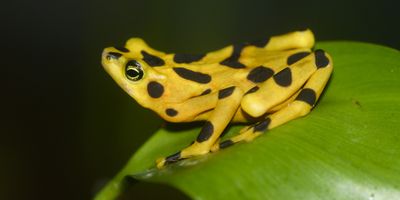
<box><xmin>161</xmin><ymin>92</ymin><xmax>219</xmax><ymax>123</ymax></box>
<box><xmin>156</xmin><ymin>87</ymin><xmax>244</xmax><ymax>168</ymax></box>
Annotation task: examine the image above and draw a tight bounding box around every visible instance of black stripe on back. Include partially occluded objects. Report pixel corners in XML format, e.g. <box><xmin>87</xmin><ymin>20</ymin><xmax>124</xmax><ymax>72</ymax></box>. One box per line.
<box><xmin>173</xmin><ymin>67</ymin><xmax>212</xmax><ymax>84</ymax></box>
<box><xmin>220</xmin><ymin>44</ymin><xmax>247</xmax><ymax>69</ymax></box>
<box><xmin>141</xmin><ymin>50</ymin><xmax>165</xmax><ymax>67</ymax></box>
<box><xmin>174</xmin><ymin>53</ymin><xmax>205</xmax><ymax>63</ymax></box>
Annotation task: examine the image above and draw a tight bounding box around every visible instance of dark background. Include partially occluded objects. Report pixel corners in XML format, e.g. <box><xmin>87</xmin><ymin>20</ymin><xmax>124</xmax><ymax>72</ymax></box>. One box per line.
<box><xmin>2</xmin><ymin>0</ymin><xmax>399</xmax><ymax>199</ymax></box>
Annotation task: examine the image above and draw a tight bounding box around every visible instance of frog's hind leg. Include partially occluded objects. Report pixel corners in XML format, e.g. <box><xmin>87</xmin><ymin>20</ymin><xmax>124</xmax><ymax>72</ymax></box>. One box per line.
<box><xmin>241</xmin><ymin>50</ymin><xmax>332</xmax><ymax>118</ymax></box>
<box><xmin>212</xmin><ymin>50</ymin><xmax>333</xmax><ymax>151</ymax></box>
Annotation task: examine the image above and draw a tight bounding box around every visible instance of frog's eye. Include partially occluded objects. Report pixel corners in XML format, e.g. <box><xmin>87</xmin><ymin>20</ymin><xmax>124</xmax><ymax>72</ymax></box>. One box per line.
<box><xmin>125</xmin><ymin>60</ymin><xmax>144</xmax><ymax>81</ymax></box>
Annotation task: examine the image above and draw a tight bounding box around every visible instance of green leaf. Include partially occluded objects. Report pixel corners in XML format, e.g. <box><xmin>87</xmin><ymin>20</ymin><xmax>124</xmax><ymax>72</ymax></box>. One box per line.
<box><xmin>95</xmin><ymin>42</ymin><xmax>400</xmax><ymax>200</ymax></box>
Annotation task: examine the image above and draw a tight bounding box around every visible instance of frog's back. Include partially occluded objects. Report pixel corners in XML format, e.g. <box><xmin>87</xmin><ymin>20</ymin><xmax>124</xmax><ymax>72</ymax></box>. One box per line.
<box><xmin>153</xmin><ymin>30</ymin><xmax>315</xmax><ymax>98</ymax></box>
<box><xmin>164</xmin><ymin>29</ymin><xmax>314</xmax><ymax>68</ymax></box>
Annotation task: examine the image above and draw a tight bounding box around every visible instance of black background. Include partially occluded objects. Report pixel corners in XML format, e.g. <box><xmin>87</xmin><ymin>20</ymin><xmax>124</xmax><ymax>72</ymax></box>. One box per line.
<box><xmin>2</xmin><ymin>0</ymin><xmax>399</xmax><ymax>199</ymax></box>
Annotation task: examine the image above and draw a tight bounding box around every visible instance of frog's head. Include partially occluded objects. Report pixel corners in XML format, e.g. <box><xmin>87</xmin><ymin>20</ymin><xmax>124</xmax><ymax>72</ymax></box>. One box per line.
<box><xmin>102</xmin><ymin>38</ymin><xmax>166</xmax><ymax>108</ymax></box>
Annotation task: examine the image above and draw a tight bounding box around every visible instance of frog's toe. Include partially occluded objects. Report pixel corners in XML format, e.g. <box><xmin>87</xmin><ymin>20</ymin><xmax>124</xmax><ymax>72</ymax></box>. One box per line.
<box><xmin>210</xmin><ymin>142</ymin><xmax>220</xmax><ymax>152</ymax></box>
<box><xmin>156</xmin><ymin>157</ymin><xmax>167</xmax><ymax>169</ymax></box>
<box><xmin>211</xmin><ymin>139</ymin><xmax>236</xmax><ymax>152</ymax></box>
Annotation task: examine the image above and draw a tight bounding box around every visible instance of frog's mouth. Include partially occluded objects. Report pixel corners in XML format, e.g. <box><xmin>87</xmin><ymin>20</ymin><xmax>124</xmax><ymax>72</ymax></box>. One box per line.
<box><xmin>121</xmin><ymin>82</ymin><xmax>135</xmax><ymax>96</ymax></box>
<box><xmin>101</xmin><ymin>49</ymin><xmax>116</xmax><ymax>71</ymax></box>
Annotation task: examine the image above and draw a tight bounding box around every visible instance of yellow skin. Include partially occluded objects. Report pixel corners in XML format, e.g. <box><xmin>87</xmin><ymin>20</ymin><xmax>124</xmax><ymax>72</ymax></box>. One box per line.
<box><xmin>101</xmin><ymin>29</ymin><xmax>333</xmax><ymax>169</ymax></box>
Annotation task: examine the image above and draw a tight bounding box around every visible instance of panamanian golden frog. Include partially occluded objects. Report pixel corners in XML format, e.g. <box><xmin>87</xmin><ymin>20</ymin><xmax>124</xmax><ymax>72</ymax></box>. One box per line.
<box><xmin>101</xmin><ymin>29</ymin><xmax>333</xmax><ymax>169</ymax></box>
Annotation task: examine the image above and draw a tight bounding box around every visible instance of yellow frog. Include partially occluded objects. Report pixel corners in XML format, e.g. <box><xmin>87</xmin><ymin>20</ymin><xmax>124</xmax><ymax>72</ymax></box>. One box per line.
<box><xmin>101</xmin><ymin>29</ymin><xmax>333</xmax><ymax>169</ymax></box>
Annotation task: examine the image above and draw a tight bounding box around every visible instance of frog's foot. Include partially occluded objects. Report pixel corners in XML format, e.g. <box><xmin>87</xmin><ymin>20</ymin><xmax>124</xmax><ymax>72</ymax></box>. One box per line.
<box><xmin>156</xmin><ymin>143</ymin><xmax>213</xmax><ymax>169</ymax></box>
<box><xmin>211</xmin><ymin>120</ymin><xmax>269</xmax><ymax>152</ymax></box>
<box><xmin>212</xmin><ymin>99</ymin><xmax>313</xmax><ymax>152</ymax></box>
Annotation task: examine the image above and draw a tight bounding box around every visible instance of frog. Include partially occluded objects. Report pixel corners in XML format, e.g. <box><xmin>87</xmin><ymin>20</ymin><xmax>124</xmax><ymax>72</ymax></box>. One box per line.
<box><xmin>101</xmin><ymin>29</ymin><xmax>333</xmax><ymax>169</ymax></box>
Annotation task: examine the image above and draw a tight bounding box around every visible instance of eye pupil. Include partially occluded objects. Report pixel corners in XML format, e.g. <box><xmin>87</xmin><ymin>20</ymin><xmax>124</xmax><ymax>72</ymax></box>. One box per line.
<box><xmin>127</xmin><ymin>69</ymin><xmax>139</xmax><ymax>77</ymax></box>
<box><xmin>125</xmin><ymin>60</ymin><xmax>144</xmax><ymax>81</ymax></box>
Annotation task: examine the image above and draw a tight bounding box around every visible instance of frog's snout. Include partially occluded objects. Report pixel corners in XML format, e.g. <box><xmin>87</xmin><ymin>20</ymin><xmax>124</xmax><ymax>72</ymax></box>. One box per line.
<box><xmin>101</xmin><ymin>49</ymin><xmax>108</xmax><ymax>60</ymax></box>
